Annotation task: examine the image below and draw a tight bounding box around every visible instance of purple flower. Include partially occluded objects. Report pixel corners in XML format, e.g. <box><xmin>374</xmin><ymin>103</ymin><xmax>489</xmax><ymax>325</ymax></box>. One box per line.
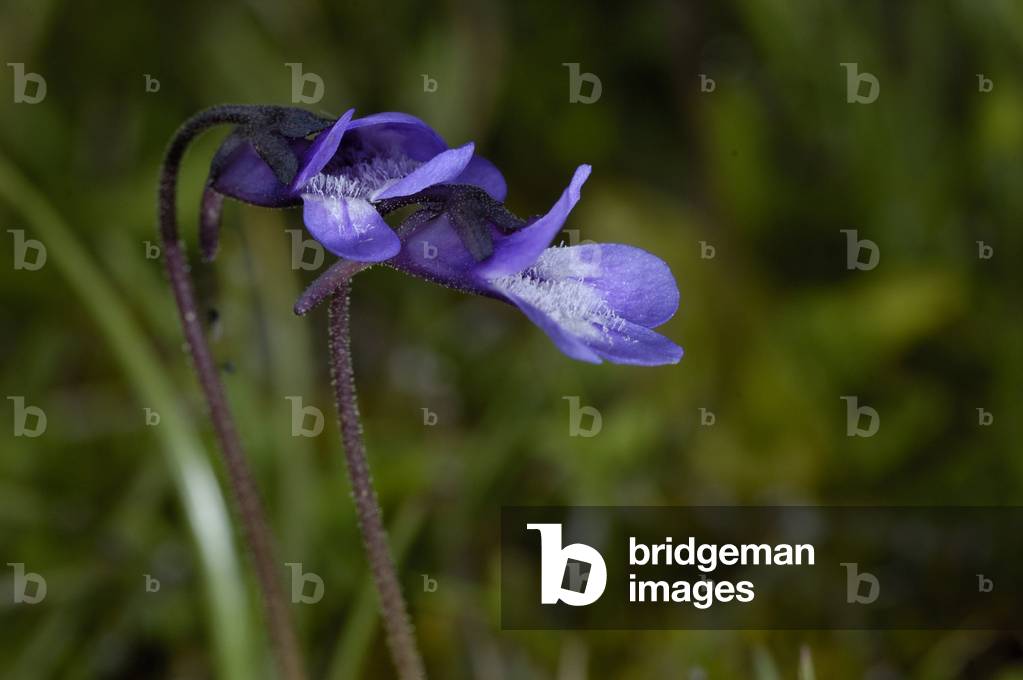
<box><xmin>391</xmin><ymin>166</ymin><xmax>683</xmax><ymax>366</ymax></box>
<box><xmin>211</xmin><ymin>109</ymin><xmax>504</xmax><ymax>262</ymax></box>
<box><xmin>209</xmin><ymin>108</ymin><xmax>682</xmax><ymax>366</ymax></box>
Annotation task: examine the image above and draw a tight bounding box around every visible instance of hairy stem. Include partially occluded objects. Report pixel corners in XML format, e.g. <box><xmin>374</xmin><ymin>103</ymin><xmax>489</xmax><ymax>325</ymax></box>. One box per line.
<box><xmin>294</xmin><ymin>208</ymin><xmax>439</xmax><ymax>316</ymax></box>
<box><xmin>158</xmin><ymin>105</ymin><xmax>306</xmax><ymax>680</ymax></box>
<box><xmin>294</xmin><ymin>258</ymin><xmax>371</xmax><ymax>316</ymax></box>
<box><xmin>327</xmin><ymin>284</ymin><xmax>427</xmax><ymax>680</ymax></box>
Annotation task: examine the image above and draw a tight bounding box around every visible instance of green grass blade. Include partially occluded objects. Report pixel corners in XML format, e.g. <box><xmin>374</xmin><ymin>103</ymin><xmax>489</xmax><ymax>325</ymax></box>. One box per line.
<box><xmin>0</xmin><ymin>154</ymin><xmax>259</xmax><ymax>680</ymax></box>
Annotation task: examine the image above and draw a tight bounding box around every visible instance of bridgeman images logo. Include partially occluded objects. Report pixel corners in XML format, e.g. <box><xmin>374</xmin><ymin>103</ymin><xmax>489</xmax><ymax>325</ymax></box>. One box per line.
<box><xmin>528</xmin><ymin>523</ymin><xmax>607</xmax><ymax>606</ymax></box>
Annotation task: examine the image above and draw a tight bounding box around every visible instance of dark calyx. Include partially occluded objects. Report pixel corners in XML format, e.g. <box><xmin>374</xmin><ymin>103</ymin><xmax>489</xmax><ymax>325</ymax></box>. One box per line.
<box><xmin>211</xmin><ymin>105</ymin><xmax>333</xmax><ymax>186</ymax></box>
<box><xmin>200</xmin><ymin>106</ymin><xmax>333</xmax><ymax>261</ymax></box>
<box><xmin>374</xmin><ymin>184</ymin><xmax>529</xmax><ymax>262</ymax></box>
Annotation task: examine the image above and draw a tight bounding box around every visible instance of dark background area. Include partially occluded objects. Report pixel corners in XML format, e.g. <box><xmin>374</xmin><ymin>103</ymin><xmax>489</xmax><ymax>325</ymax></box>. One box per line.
<box><xmin>1</xmin><ymin>0</ymin><xmax>1021</xmax><ymax>677</ymax></box>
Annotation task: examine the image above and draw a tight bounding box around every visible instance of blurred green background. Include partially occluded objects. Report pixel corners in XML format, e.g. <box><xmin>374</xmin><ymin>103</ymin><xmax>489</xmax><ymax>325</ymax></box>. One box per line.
<box><xmin>2</xmin><ymin>0</ymin><xmax>1022</xmax><ymax>678</ymax></box>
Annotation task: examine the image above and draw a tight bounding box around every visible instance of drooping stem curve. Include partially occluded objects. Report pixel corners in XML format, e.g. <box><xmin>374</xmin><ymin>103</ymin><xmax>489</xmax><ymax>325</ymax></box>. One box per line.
<box><xmin>327</xmin><ymin>283</ymin><xmax>427</xmax><ymax>680</ymax></box>
<box><xmin>158</xmin><ymin>106</ymin><xmax>306</xmax><ymax>680</ymax></box>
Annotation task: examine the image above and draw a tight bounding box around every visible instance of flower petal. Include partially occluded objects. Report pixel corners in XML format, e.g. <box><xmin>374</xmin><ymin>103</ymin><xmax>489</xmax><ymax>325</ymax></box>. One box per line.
<box><xmin>211</xmin><ymin>141</ymin><xmax>306</xmax><ymax>207</ymax></box>
<box><xmin>501</xmin><ymin>290</ymin><xmax>603</xmax><ymax>364</ymax></box>
<box><xmin>486</xmin><ymin>243</ymin><xmax>683</xmax><ymax>365</ymax></box>
<box><xmin>474</xmin><ymin>164</ymin><xmax>591</xmax><ymax>279</ymax></box>
<box><xmin>584</xmin><ymin>322</ymin><xmax>684</xmax><ymax>366</ymax></box>
<box><xmin>454</xmin><ymin>154</ymin><xmax>507</xmax><ymax>201</ymax></box>
<box><xmin>372</xmin><ymin>143</ymin><xmax>475</xmax><ymax>201</ymax></box>
<box><xmin>346</xmin><ymin>112</ymin><xmax>448</xmax><ymax>161</ymax></box>
<box><xmin>394</xmin><ymin>221</ymin><xmax>685</xmax><ymax>364</ymax></box>
<box><xmin>390</xmin><ymin>213</ymin><xmax>483</xmax><ymax>291</ymax></box>
<box><xmin>292</xmin><ymin>109</ymin><xmax>355</xmax><ymax>189</ymax></box>
<box><xmin>531</xmin><ymin>244</ymin><xmax>680</xmax><ymax>328</ymax></box>
<box><xmin>499</xmin><ymin>285</ymin><xmax>682</xmax><ymax>366</ymax></box>
<box><xmin>302</xmin><ymin>195</ymin><xmax>400</xmax><ymax>262</ymax></box>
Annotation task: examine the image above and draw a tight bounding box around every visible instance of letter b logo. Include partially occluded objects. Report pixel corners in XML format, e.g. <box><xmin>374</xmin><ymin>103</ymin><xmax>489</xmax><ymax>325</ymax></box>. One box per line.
<box><xmin>528</xmin><ymin>523</ymin><xmax>607</xmax><ymax>606</ymax></box>
<box><xmin>841</xmin><ymin>62</ymin><xmax>879</xmax><ymax>104</ymax></box>
<box><xmin>9</xmin><ymin>396</ymin><xmax>46</xmax><ymax>437</ymax></box>
<box><xmin>8</xmin><ymin>563</ymin><xmax>47</xmax><ymax>604</ymax></box>
<box><xmin>562</xmin><ymin>63</ymin><xmax>602</xmax><ymax>104</ymax></box>
<box><xmin>286</xmin><ymin>562</ymin><xmax>324</xmax><ymax>604</ymax></box>
<box><xmin>285</xmin><ymin>396</ymin><xmax>323</xmax><ymax>437</ymax></box>
<box><xmin>841</xmin><ymin>562</ymin><xmax>879</xmax><ymax>604</ymax></box>
<box><xmin>841</xmin><ymin>396</ymin><xmax>879</xmax><ymax>437</ymax></box>
<box><xmin>286</xmin><ymin>229</ymin><xmax>324</xmax><ymax>270</ymax></box>
<box><xmin>285</xmin><ymin>62</ymin><xmax>324</xmax><ymax>104</ymax></box>
<box><xmin>8</xmin><ymin>63</ymin><xmax>47</xmax><ymax>104</ymax></box>
<box><xmin>8</xmin><ymin>230</ymin><xmax>47</xmax><ymax>270</ymax></box>
<box><xmin>841</xmin><ymin>229</ymin><xmax>879</xmax><ymax>271</ymax></box>
<box><xmin>563</xmin><ymin>396</ymin><xmax>602</xmax><ymax>437</ymax></box>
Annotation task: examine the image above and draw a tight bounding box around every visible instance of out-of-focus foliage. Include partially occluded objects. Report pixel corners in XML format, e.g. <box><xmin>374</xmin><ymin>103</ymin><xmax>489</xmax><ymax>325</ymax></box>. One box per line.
<box><xmin>1</xmin><ymin>0</ymin><xmax>1021</xmax><ymax>678</ymax></box>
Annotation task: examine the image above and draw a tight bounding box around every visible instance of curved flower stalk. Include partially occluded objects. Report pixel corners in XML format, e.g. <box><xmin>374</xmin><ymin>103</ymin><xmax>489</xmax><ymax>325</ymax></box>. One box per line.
<box><xmin>159</xmin><ymin>103</ymin><xmax>683</xmax><ymax>680</ymax></box>
<box><xmin>157</xmin><ymin>105</ymin><xmax>308</xmax><ymax>680</ymax></box>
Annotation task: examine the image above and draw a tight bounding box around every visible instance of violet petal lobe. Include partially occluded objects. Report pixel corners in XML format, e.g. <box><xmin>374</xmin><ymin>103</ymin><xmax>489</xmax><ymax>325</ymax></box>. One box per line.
<box><xmin>373</xmin><ymin>143</ymin><xmax>475</xmax><ymax>201</ymax></box>
<box><xmin>302</xmin><ymin>195</ymin><xmax>401</xmax><ymax>262</ymax></box>
<box><xmin>501</xmin><ymin>291</ymin><xmax>603</xmax><ymax>364</ymax></box>
<box><xmin>454</xmin><ymin>154</ymin><xmax>508</xmax><ymax>202</ymax></box>
<box><xmin>346</xmin><ymin>112</ymin><xmax>448</xmax><ymax>160</ymax></box>
<box><xmin>292</xmin><ymin>108</ymin><xmax>355</xmax><ymax>189</ymax></box>
<box><xmin>485</xmin><ymin>244</ymin><xmax>683</xmax><ymax>366</ymax></box>
<box><xmin>583</xmin><ymin>321</ymin><xmax>684</xmax><ymax>365</ymax></box>
<box><xmin>211</xmin><ymin>140</ymin><xmax>306</xmax><ymax>207</ymax></box>
<box><xmin>473</xmin><ymin>164</ymin><xmax>591</xmax><ymax>279</ymax></box>
<box><xmin>390</xmin><ymin>213</ymin><xmax>483</xmax><ymax>292</ymax></box>
<box><xmin>536</xmin><ymin>244</ymin><xmax>680</xmax><ymax>328</ymax></box>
